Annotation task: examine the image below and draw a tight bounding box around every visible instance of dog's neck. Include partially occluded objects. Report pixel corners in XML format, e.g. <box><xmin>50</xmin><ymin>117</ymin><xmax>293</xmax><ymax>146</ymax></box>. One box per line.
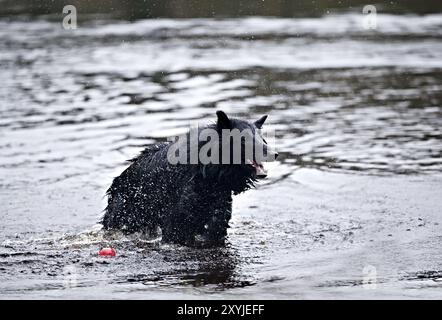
<box><xmin>198</xmin><ymin>164</ymin><xmax>256</xmax><ymax>195</ymax></box>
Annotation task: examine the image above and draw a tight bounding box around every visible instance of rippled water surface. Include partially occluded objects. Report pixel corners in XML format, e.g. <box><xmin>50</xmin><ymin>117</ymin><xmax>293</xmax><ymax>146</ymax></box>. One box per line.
<box><xmin>1</xmin><ymin>11</ymin><xmax>441</xmax><ymax>298</ymax></box>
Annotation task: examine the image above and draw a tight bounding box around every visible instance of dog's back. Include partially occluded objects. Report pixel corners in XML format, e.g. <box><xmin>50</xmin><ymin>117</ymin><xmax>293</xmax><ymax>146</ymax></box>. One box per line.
<box><xmin>103</xmin><ymin>142</ymin><xmax>175</xmax><ymax>234</ymax></box>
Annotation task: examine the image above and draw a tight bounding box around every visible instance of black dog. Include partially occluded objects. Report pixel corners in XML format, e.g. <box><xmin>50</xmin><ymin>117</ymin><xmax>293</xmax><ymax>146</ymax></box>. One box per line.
<box><xmin>102</xmin><ymin>111</ymin><xmax>277</xmax><ymax>246</ymax></box>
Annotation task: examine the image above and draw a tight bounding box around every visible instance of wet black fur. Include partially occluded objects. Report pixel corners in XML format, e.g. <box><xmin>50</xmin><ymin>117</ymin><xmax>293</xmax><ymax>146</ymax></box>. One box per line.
<box><xmin>102</xmin><ymin>111</ymin><xmax>267</xmax><ymax>246</ymax></box>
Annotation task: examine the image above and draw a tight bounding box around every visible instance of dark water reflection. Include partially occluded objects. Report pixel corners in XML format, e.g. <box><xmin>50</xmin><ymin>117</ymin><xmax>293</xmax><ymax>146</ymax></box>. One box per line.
<box><xmin>2</xmin><ymin>0</ymin><xmax>442</xmax><ymax>20</ymax></box>
<box><xmin>0</xmin><ymin>4</ymin><xmax>441</xmax><ymax>298</ymax></box>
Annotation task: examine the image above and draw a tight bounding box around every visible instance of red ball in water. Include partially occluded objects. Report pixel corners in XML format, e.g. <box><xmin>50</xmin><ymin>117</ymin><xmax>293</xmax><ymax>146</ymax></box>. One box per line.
<box><xmin>99</xmin><ymin>247</ymin><xmax>116</xmax><ymax>257</ymax></box>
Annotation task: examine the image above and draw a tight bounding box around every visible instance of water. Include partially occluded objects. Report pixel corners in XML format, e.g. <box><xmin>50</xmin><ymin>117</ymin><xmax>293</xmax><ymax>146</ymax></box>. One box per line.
<box><xmin>1</xmin><ymin>9</ymin><xmax>441</xmax><ymax>299</ymax></box>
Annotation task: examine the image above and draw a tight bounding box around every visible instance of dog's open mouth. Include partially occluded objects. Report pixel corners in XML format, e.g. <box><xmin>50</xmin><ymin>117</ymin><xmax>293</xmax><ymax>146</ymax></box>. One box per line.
<box><xmin>247</xmin><ymin>159</ymin><xmax>267</xmax><ymax>177</ymax></box>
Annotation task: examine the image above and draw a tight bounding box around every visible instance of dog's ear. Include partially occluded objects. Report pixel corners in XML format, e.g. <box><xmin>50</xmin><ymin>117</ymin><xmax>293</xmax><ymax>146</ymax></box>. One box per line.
<box><xmin>216</xmin><ymin>110</ymin><xmax>232</xmax><ymax>129</ymax></box>
<box><xmin>254</xmin><ymin>115</ymin><xmax>268</xmax><ymax>129</ymax></box>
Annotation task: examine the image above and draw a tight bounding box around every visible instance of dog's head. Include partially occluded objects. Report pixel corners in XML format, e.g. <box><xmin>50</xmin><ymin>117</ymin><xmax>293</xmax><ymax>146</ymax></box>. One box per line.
<box><xmin>215</xmin><ymin>110</ymin><xmax>278</xmax><ymax>179</ymax></box>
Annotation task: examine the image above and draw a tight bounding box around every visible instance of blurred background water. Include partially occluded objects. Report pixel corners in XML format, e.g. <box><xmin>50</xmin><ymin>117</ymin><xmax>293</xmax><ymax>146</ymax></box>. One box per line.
<box><xmin>0</xmin><ymin>0</ymin><xmax>441</xmax><ymax>299</ymax></box>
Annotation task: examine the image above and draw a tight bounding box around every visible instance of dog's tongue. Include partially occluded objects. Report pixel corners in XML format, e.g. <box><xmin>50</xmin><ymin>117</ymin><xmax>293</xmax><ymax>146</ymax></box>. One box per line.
<box><xmin>252</xmin><ymin>161</ymin><xmax>267</xmax><ymax>177</ymax></box>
